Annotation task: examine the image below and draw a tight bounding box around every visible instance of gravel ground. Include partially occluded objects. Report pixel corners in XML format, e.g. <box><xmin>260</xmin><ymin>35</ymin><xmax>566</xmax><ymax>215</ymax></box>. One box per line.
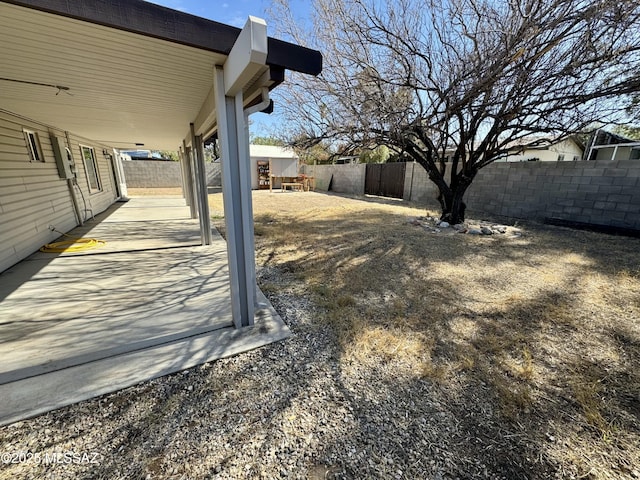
<box><xmin>1</xmin><ymin>190</ymin><xmax>638</xmax><ymax>480</ymax></box>
<box><xmin>0</xmin><ymin>297</ymin><xmax>462</xmax><ymax>480</ymax></box>
<box><xmin>0</xmin><ymin>291</ymin><xmax>517</xmax><ymax>480</ymax></box>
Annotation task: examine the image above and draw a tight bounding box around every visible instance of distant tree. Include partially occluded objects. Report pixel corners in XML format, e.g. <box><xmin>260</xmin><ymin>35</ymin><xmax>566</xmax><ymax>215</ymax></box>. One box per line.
<box><xmin>612</xmin><ymin>125</ymin><xmax>640</xmax><ymax>141</ymax></box>
<box><xmin>250</xmin><ymin>136</ymin><xmax>285</xmax><ymax>146</ymax></box>
<box><xmin>272</xmin><ymin>0</ymin><xmax>640</xmax><ymax>223</ymax></box>
<box><xmin>628</xmin><ymin>94</ymin><xmax>640</xmax><ymax>121</ymax></box>
<box><xmin>359</xmin><ymin>145</ymin><xmax>390</xmax><ymax>164</ymax></box>
<box><xmin>294</xmin><ymin>136</ymin><xmax>335</xmax><ymax>164</ymax></box>
<box><xmin>203</xmin><ymin>143</ymin><xmax>219</xmax><ymax>163</ymax></box>
<box><xmin>153</xmin><ymin>150</ymin><xmax>179</xmax><ymax>161</ymax></box>
<box><xmin>619</xmin><ymin>94</ymin><xmax>640</xmax><ymax>139</ymax></box>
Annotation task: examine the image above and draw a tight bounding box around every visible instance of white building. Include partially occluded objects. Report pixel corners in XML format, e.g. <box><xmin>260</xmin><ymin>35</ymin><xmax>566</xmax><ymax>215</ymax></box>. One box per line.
<box><xmin>249</xmin><ymin>145</ymin><xmax>299</xmax><ymax>189</ymax></box>
<box><xmin>495</xmin><ymin>136</ymin><xmax>585</xmax><ymax>162</ymax></box>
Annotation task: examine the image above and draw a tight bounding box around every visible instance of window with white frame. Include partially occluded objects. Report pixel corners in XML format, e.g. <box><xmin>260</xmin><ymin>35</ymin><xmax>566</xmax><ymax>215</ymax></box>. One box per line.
<box><xmin>23</xmin><ymin>129</ymin><xmax>44</xmax><ymax>162</ymax></box>
<box><xmin>80</xmin><ymin>145</ymin><xmax>102</xmax><ymax>193</ymax></box>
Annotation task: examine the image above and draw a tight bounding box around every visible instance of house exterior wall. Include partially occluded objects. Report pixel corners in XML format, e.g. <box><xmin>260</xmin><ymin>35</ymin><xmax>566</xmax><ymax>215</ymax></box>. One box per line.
<box><xmin>498</xmin><ymin>138</ymin><xmax>583</xmax><ymax>163</ymax></box>
<box><xmin>0</xmin><ymin>110</ymin><xmax>118</xmax><ymax>273</ymax></box>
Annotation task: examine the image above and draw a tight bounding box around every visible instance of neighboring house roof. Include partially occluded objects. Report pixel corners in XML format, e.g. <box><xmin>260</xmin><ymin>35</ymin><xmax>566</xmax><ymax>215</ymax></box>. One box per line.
<box><xmin>250</xmin><ymin>145</ymin><xmax>298</xmax><ymax>159</ymax></box>
<box><xmin>0</xmin><ymin>0</ymin><xmax>322</xmax><ymax>151</ymax></box>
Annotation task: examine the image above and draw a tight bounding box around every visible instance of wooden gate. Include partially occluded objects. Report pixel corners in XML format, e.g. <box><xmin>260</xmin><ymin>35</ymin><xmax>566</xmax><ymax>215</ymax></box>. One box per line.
<box><xmin>364</xmin><ymin>162</ymin><xmax>406</xmax><ymax>199</ymax></box>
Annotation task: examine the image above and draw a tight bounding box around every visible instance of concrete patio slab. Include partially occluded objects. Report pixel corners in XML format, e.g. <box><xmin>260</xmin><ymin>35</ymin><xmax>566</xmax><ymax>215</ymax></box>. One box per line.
<box><xmin>0</xmin><ymin>196</ymin><xmax>290</xmax><ymax>426</ymax></box>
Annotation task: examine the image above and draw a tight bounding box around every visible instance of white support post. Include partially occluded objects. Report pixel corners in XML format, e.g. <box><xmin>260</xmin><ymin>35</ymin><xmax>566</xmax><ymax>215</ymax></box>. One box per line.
<box><xmin>182</xmin><ymin>140</ymin><xmax>198</xmax><ymax>219</ymax></box>
<box><xmin>215</xmin><ymin>67</ymin><xmax>256</xmax><ymax>328</ymax></box>
<box><xmin>196</xmin><ymin>133</ymin><xmax>213</xmax><ymax>245</ymax></box>
<box><xmin>212</xmin><ymin>16</ymin><xmax>269</xmax><ymax>328</ymax></box>
<box><xmin>190</xmin><ymin>123</ymin><xmax>212</xmax><ymax>245</ymax></box>
<box><xmin>178</xmin><ymin>147</ymin><xmax>188</xmax><ymax>204</ymax></box>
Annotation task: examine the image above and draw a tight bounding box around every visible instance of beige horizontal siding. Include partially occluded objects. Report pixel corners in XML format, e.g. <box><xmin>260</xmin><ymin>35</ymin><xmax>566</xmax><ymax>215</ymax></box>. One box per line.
<box><xmin>0</xmin><ymin>110</ymin><xmax>117</xmax><ymax>272</ymax></box>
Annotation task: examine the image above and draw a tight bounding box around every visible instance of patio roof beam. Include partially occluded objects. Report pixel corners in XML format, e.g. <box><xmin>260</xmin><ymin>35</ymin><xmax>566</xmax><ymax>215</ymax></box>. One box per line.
<box><xmin>2</xmin><ymin>0</ymin><xmax>322</xmax><ymax>76</ymax></box>
<box><xmin>194</xmin><ymin>66</ymin><xmax>284</xmax><ymax>141</ymax></box>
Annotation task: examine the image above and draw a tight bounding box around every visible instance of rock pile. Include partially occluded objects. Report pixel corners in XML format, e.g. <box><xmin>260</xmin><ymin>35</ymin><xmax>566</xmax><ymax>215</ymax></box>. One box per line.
<box><xmin>408</xmin><ymin>216</ymin><xmax>522</xmax><ymax>237</ymax></box>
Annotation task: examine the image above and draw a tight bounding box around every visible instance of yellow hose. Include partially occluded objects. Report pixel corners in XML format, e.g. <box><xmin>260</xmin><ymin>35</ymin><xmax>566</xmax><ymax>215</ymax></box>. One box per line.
<box><xmin>40</xmin><ymin>228</ymin><xmax>106</xmax><ymax>253</ymax></box>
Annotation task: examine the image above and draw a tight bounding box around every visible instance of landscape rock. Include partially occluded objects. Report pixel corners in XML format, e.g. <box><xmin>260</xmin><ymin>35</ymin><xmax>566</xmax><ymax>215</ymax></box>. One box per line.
<box><xmin>468</xmin><ymin>228</ymin><xmax>482</xmax><ymax>235</ymax></box>
<box><xmin>438</xmin><ymin>221</ymin><xmax>450</xmax><ymax>228</ymax></box>
<box><xmin>481</xmin><ymin>227</ymin><xmax>494</xmax><ymax>235</ymax></box>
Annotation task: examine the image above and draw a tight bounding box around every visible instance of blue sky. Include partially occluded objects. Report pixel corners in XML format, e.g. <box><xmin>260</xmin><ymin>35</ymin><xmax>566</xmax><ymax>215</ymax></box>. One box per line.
<box><xmin>145</xmin><ymin>0</ymin><xmax>310</xmax><ymax>137</ymax></box>
<box><xmin>146</xmin><ymin>0</ymin><xmax>273</xmax><ymax>28</ymax></box>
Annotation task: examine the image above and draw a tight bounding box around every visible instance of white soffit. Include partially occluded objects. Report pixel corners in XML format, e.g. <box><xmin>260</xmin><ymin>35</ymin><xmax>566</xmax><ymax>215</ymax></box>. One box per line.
<box><xmin>0</xmin><ymin>3</ymin><xmax>228</xmax><ymax>150</ymax></box>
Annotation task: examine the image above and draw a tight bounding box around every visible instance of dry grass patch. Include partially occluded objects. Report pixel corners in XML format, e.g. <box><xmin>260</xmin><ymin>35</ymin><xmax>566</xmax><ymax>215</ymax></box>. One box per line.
<box><xmin>210</xmin><ymin>190</ymin><xmax>640</xmax><ymax>478</ymax></box>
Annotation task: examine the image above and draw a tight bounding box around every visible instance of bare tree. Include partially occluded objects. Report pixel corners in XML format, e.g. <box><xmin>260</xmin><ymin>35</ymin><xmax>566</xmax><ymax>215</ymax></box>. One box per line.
<box><xmin>271</xmin><ymin>0</ymin><xmax>640</xmax><ymax>223</ymax></box>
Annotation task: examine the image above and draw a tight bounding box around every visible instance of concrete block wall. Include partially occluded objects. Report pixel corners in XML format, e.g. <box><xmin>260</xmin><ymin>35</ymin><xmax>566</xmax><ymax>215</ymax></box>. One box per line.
<box><xmin>406</xmin><ymin>160</ymin><xmax>640</xmax><ymax>230</ymax></box>
<box><xmin>122</xmin><ymin>160</ymin><xmax>221</xmax><ymax>188</ymax></box>
<box><xmin>205</xmin><ymin>163</ymin><xmax>221</xmax><ymax>187</ymax></box>
<box><xmin>403</xmin><ymin>162</ymin><xmax>441</xmax><ymax>210</ymax></box>
<box><xmin>302</xmin><ymin>164</ymin><xmax>366</xmax><ymax>195</ymax></box>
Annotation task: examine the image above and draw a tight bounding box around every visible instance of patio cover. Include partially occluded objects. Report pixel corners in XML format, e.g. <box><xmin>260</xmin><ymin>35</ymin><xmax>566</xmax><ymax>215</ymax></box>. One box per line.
<box><xmin>0</xmin><ymin>0</ymin><xmax>320</xmax><ymax>149</ymax></box>
<box><xmin>0</xmin><ymin>0</ymin><xmax>322</xmax><ymax>328</ymax></box>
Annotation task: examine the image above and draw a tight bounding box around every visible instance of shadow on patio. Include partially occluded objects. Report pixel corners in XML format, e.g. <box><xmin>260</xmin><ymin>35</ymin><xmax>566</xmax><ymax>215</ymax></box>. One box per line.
<box><xmin>0</xmin><ymin>196</ymin><xmax>289</xmax><ymax>426</ymax></box>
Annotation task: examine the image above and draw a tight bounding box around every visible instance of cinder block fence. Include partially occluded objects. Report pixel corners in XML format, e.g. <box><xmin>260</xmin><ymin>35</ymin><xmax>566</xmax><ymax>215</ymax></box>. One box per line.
<box><xmin>464</xmin><ymin>161</ymin><xmax>639</xmax><ymax>231</ymax></box>
<box><xmin>404</xmin><ymin>160</ymin><xmax>640</xmax><ymax>231</ymax></box>
<box><xmin>122</xmin><ymin>159</ymin><xmax>639</xmax><ymax>231</ymax></box>
<box><xmin>122</xmin><ymin>160</ymin><xmax>221</xmax><ymax>188</ymax></box>
<box><xmin>316</xmin><ymin>161</ymin><xmax>640</xmax><ymax>232</ymax></box>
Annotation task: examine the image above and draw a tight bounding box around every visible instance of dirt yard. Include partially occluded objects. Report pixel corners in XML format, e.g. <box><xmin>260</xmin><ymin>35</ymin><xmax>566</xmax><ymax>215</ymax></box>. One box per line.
<box><xmin>1</xmin><ymin>189</ymin><xmax>638</xmax><ymax>479</ymax></box>
<box><xmin>213</xmin><ymin>190</ymin><xmax>640</xmax><ymax>479</ymax></box>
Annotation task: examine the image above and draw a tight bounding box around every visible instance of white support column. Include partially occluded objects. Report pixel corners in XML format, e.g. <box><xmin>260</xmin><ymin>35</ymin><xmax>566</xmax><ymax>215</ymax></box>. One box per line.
<box><xmin>213</xmin><ymin>16</ymin><xmax>268</xmax><ymax>328</ymax></box>
<box><xmin>182</xmin><ymin>140</ymin><xmax>198</xmax><ymax>219</ymax></box>
<box><xmin>190</xmin><ymin>124</ymin><xmax>212</xmax><ymax>245</ymax></box>
<box><xmin>178</xmin><ymin>147</ymin><xmax>188</xmax><ymax>203</ymax></box>
<box><xmin>196</xmin><ymin>133</ymin><xmax>213</xmax><ymax>245</ymax></box>
<box><xmin>215</xmin><ymin>67</ymin><xmax>256</xmax><ymax>327</ymax></box>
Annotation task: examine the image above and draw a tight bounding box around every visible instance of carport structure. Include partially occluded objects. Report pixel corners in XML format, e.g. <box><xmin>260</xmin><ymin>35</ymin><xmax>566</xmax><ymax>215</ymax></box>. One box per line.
<box><xmin>0</xmin><ymin>0</ymin><xmax>321</xmax><ymax>423</ymax></box>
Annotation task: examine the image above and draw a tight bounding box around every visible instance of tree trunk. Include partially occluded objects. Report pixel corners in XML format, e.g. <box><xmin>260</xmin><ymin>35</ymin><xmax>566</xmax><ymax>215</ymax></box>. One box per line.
<box><xmin>437</xmin><ymin>177</ymin><xmax>472</xmax><ymax>224</ymax></box>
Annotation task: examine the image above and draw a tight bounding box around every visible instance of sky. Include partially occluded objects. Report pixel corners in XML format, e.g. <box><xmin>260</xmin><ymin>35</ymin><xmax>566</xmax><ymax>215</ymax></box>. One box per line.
<box><xmin>146</xmin><ymin>0</ymin><xmax>275</xmax><ymax>28</ymax></box>
<box><xmin>145</xmin><ymin>0</ymin><xmax>311</xmax><ymax>137</ymax></box>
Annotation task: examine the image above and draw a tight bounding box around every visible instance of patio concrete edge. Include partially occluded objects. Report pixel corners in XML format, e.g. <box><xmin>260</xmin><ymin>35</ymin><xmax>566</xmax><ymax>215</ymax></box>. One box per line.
<box><xmin>0</xmin><ymin>290</ymin><xmax>290</xmax><ymax>427</ymax></box>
